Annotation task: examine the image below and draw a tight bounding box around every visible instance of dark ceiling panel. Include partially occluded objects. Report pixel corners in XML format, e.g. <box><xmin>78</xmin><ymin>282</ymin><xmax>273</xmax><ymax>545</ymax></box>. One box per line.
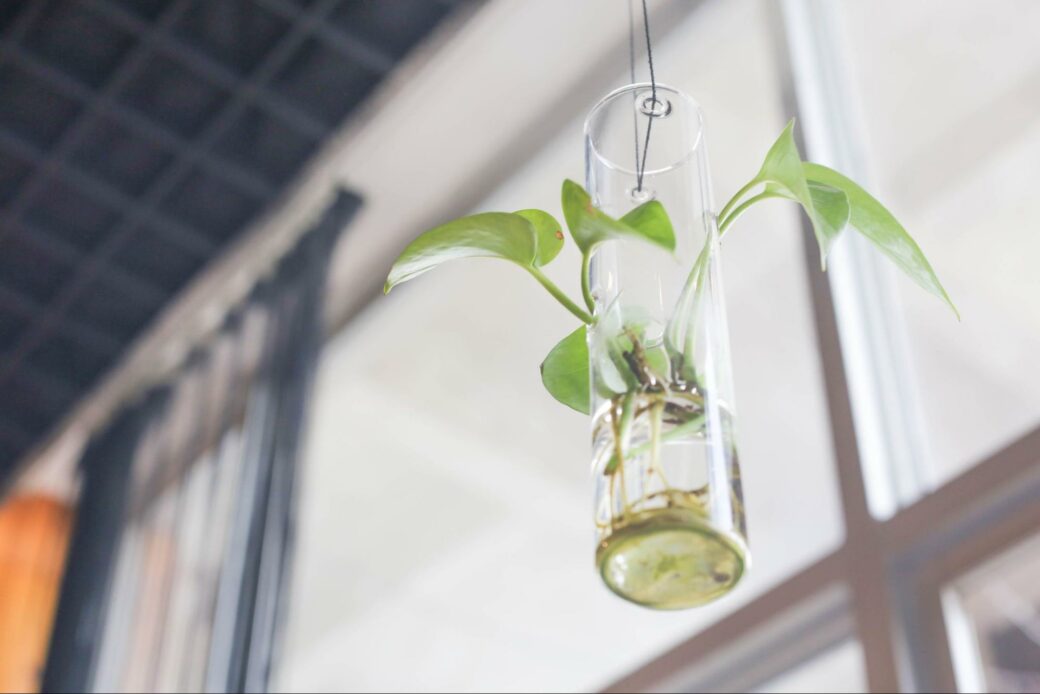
<box><xmin>0</xmin><ymin>62</ymin><xmax>82</xmax><ymax>147</ymax></box>
<box><xmin>113</xmin><ymin>230</ymin><xmax>199</xmax><ymax>293</ymax></box>
<box><xmin>213</xmin><ymin>105</ymin><xmax>313</xmax><ymax>183</ymax></box>
<box><xmin>0</xmin><ymin>306</ymin><xmax>25</xmax><ymax>354</ymax></box>
<box><xmin>173</xmin><ymin>0</ymin><xmax>292</xmax><ymax>74</ymax></box>
<box><xmin>22</xmin><ymin>177</ymin><xmax>120</xmax><ymax>253</ymax></box>
<box><xmin>329</xmin><ymin>0</ymin><xmax>449</xmax><ymax>60</ymax></box>
<box><xmin>0</xmin><ymin>152</ymin><xmax>30</xmax><ymax>204</ymax></box>
<box><xmin>3</xmin><ymin>374</ymin><xmax>64</xmax><ymax>436</ymax></box>
<box><xmin>158</xmin><ymin>166</ymin><xmax>258</xmax><ymax>244</ymax></box>
<box><xmin>7</xmin><ymin>366</ymin><xmax>78</xmax><ymax>420</ymax></box>
<box><xmin>64</xmin><ymin>278</ymin><xmax>156</xmax><ymax>342</ymax></box>
<box><xmin>117</xmin><ymin>52</ymin><xmax>229</xmax><ymax>138</ymax></box>
<box><xmin>0</xmin><ymin>0</ymin><xmax>472</xmax><ymax>481</ymax></box>
<box><xmin>26</xmin><ymin>332</ymin><xmax>115</xmax><ymax>391</ymax></box>
<box><xmin>0</xmin><ymin>231</ymin><xmax>73</xmax><ymax>305</ymax></box>
<box><xmin>106</xmin><ymin>0</ymin><xmax>170</xmax><ymax>23</ymax></box>
<box><xmin>270</xmin><ymin>35</ymin><xmax>377</xmax><ymax>123</ymax></box>
<box><xmin>69</xmin><ymin>114</ymin><xmax>176</xmax><ymax>196</ymax></box>
<box><xmin>22</xmin><ymin>1</ymin><xmax>137</xmax><ymax>89</ymax></box>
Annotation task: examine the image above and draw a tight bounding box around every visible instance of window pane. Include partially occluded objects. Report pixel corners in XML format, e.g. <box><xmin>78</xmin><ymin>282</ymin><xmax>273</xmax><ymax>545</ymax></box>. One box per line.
<box><xmin>841</xmin><ymin>0</ymin><xmax>1040</xmax><ymax>487</ymax></box>
<box><xmin>275</xmin><ymin>2</ymin><xmax>844</xmax><ymax>691</ymax></box>
<box><xmin>944</xmin><ymin>533</ymin><xmax>1040</xmax><ymax>693</ymax></box>
<box><xmin>751</xmin><ymin>640</ymin><xmax>867</xmax><ymax>694</ymax></box>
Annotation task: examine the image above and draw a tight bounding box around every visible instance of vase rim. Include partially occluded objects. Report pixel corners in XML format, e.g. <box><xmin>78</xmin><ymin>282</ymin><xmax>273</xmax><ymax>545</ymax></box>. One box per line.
<box><xmin>584</xmin><ymin>82</ymin><xmax>705</xmax><ymax>178</ymax></box>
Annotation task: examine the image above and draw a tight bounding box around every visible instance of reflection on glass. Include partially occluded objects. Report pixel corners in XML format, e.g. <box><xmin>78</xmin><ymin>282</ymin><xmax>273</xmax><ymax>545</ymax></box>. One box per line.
<box><xmin>944</xmin><ymin>533</ymin><xmax>1040</xmax><ymax>693</ymax></box>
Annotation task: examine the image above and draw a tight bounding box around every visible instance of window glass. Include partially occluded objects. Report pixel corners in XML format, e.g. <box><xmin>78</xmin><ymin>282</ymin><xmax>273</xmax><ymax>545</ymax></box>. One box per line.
<box><xmin>944</xmin><ymin>533</ymin><xmax>1040</xmax><ymax>693</ymax></box>
<box><xmin>841</xmin><ymin>0</ymin><xmax>1040</xmax><ymax>487</ymax></box>
<box><xmin>275</xmin><ymin>2</ymin><xmax>844</xmax><ymax>690</ymax></box>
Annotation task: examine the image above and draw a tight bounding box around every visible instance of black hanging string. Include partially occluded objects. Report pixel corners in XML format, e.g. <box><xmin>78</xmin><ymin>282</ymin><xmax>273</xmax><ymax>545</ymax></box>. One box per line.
<box><xmin>629</xmin><ymin>0</ymin><xmax>657</xmax><ymax>193</ymax></box>
<box><xmin>628</xmin><ymin>0</ymin><xmax>640</xmax><ymax>184</ymax></box>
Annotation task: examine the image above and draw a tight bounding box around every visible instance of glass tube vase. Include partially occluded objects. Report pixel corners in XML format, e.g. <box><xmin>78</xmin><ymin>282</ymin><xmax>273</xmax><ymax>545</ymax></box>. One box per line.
<box><xmin>586</xmin><ymin>84</ymin><xmax>748</xmax><ymax>609</ymax></box>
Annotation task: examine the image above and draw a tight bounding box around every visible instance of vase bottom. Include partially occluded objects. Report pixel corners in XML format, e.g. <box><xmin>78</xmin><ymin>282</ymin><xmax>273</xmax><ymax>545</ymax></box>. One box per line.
<box><xmin>597</xmin><ymin>507</ymin><xmax>746</xmax><ymax>610</ymax></box>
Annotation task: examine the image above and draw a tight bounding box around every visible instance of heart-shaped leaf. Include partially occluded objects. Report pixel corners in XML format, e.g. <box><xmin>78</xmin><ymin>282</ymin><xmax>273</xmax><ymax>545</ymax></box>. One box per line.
<box><xmin>561</xmin><ymin>179</ymin><xmax>675</xmax><ymax>254</ymax></box>
<box><xmin>515</xmin><ymin>208</ymin><xmax>565</xmax><ymax>266</ymax></box>
<box><xmin>620</xmin><ymin>199</ymin><xmax>675</xmax><ymax>251</ymax></box>
<box><xmin>385</xmin><ymin>212</ymin><xmax>537</xmax><ymax>293</ymax></box>
<box><xmin>803</xmin><ymin>162</ymin><xmax>959</xmax><ymax>318</ymax></box>
<box><xmin>540</xmin><ymin>325</ymin><xmax>590</xmax><ymax>414</ymax></box>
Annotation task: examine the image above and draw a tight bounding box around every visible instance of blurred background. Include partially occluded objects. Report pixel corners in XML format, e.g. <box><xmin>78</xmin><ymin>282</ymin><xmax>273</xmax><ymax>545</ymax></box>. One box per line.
<box><xmin>0</xmin><ymin>1</ymin><xmax>1038</xmax><ymax>692</ymax></box>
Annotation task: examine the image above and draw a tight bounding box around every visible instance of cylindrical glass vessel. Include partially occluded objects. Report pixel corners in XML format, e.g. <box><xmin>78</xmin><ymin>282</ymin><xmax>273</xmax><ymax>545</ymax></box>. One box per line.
<box><xmin>586</xmin><ymin>84</ymin><xmax>748</xmax><ymax>609</ymax></box>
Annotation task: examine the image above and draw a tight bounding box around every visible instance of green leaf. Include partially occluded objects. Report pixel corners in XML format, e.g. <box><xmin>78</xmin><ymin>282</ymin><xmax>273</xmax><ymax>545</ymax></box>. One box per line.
<box><xmin>540</xmin><ymin>325</ymin><xmax>590</xmax><ymax>414</ymax></box>
<box><xmin>515</xmin><ymin>208</ymin><xmax>564</xmax><ymax>266</ymax></box>
<box><xmin>604</xmin><ymin>392</ymin><xmax>637</xmax><ymax>475</ymax></box>
<box><xmin>806</xmin><ymin>182</ymin><xmax>851</xmax><ymax>254</ymax></box>
<box><xmin>803</xmin><ymin>162</ymin><xmax>959</xmax><ymax>318</ymax></box>
<box><xmin>561</xmin><ymin>179</ymin><xmax>675</xmax><ymax>254</ymax></box>
<box><xmin>755</xmin><ymin>120</ymin><xmax>813</xmax><ymax>211</ymax></box>
<box><xmin>643</xmin><ymin>341</ymin><xmax>671</xmax><ymax>383</ymax></box>
<box><xmin>620</xmin><ymin>200</ymin><xmax>676</xmax><ymax>251</ymax></box>
<box><xmin>764</xmin><ymin>179</ymin><xmax>851</xmax><ymax>263</ymax></box>
<box><xmin>752</xmin><ymin>120</ymin><xmax>836</xmax><ymax>264</ymax></box>
<box><xmin>384</xmin><ymin>212</ymin><xmax>536</xmax><ymax>293</ymax></box>
<box><xmin>594</xmin><ymin>302</ymin><xmax>646</xmax><ymax>393</ymax></box>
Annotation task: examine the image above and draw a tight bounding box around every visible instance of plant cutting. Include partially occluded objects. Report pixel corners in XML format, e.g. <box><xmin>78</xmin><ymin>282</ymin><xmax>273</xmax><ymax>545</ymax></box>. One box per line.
<box><xmin>384</xmin><ymin>85</ymin><xmax>956</xmax><ymax>610</ymax></box>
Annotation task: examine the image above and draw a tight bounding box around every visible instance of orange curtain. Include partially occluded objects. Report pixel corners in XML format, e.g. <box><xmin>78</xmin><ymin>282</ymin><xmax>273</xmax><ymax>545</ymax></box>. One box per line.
<box><xmin>0</xmin><ymin>494</ymin><xmax>72</xmax><ymax>694</ymax></box>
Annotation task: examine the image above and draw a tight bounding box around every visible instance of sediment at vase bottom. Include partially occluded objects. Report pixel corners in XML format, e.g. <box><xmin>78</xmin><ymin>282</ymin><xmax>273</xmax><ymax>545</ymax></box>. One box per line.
<box><xmin>596</xmin><ymin>505</ymin><xmax>747</xmax><ymax>610</ymax></box>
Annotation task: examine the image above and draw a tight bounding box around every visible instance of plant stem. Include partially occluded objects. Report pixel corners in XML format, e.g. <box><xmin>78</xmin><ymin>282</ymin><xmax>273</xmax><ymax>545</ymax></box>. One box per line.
<box><xmin>614</xmin><ymin>413</ymin><xmax>706</xmax><ymax>468</ymax></box>
<box><xmin>719</xmin><ymin>191</ymin><xmax>784</xmax><ymax>235</ymax></box>
<box><xmin>611</xmin><ymin>397</ymin><xmax>631</xmax><ymax>512</ymax></box>
<box><xmin>717</xmin><ymin>178</ymin><xmax>759</xmax><ymax>223</ymax></box>
<box><xmin>649</xmin><ymin>401</ymin><xmax>670</xmax><ymax>488</ymax></box>
<box><xmin>527</xmin><ymin>267</ymin><xmax>593</xmax><ymax>324</ymax></box>
<box><xmin>580</xmin><ymin>251</ymin><xmax>595</xmax><ymax>314</ymax></box>
<box><xmin>680</xmin><ymin>242</ymin><xmax>710</xmax><ymax>373</ymax></box>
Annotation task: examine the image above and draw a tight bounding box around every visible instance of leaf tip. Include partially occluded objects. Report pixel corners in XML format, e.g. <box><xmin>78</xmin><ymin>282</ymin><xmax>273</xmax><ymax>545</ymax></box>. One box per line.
<box><xmin>818</xmin><ymin>241</ymin><xmax>831</xmax><ymax>271</ymax></box>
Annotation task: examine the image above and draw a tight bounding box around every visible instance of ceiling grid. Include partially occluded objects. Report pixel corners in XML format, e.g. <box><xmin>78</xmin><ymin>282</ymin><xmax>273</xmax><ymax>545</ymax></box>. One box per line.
<box><xmin>0</xmin><ymin>0</ymin><xmax>464</xmax><ymax>477</ymax></box>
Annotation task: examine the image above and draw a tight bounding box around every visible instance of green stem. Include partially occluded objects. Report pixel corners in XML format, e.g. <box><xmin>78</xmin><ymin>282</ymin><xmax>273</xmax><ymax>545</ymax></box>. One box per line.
<box><xmin>719</xmin><ymin>191</ymin><xmax>784</xmax><ymax>235</ymax></box>
<box><xmin>605</xmin><ymin>392</ymin><xmax>637</xmax><ymax>476</ymax></box>
<box><xmin>580</xmin><ymin>251</ymin><xmax>595</xmax><ymax>314</ymax></box>
<box><xmin>611</xmin><ymin>396</ymin><xmax>633</xmax><ymax>511</ymax></box>
<box><xmin>607</xmin><ymin>412</ymin><xmax>706</xmax><ymax>473</ymax></box>
<box><xmin>717</xmin><ymin>178</ymin><xmax>760</xmax><ymax>223</ymax></box>
<box><xmin>527</xmin><ymin>267</ymin><xmax>593</xmax><ymax>324</ymax></box>
<box><xmin>648</xmin><ymin>399</ymin><xmax>665</xmax><ymax>474</ymax></box>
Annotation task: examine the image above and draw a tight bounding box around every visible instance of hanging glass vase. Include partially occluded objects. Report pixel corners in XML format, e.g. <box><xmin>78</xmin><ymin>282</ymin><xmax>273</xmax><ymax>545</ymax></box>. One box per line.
<box><xmin>587</xmin><ymin>84</ymin><xmax>748</xmax><ymax>609</ymax></box>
